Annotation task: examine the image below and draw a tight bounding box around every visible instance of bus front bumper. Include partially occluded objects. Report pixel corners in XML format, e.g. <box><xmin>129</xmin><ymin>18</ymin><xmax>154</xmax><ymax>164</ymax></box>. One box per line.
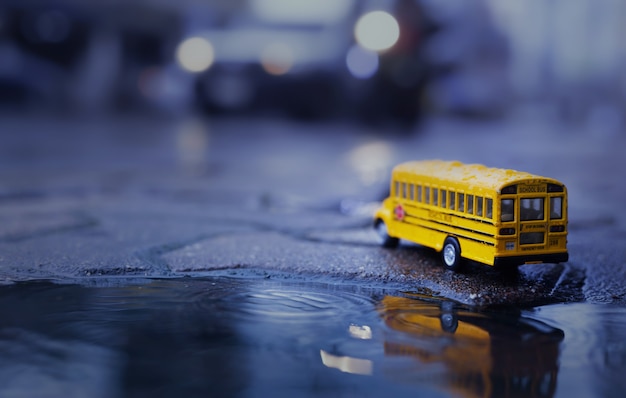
<box><xmin>493</xmin><ymin>252</ymin><xmax>569</xmax><ymax>268</ymax></box>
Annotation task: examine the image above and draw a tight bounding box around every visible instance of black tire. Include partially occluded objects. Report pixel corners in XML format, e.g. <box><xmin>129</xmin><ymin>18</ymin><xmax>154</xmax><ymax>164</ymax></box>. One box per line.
<box><xmin>440</xmin><ymin>312</ymin><xmax>458</xmax><ymax>333</ymax></box>
<box><xmin>442</xmin><ymin>237</ymin><xmax>463</xmax><ymax>271</ymax></box>
<box><xmin>375</xmin><ymin>220</ymin><xmax>399</xmax><ymax>248</ymax></box>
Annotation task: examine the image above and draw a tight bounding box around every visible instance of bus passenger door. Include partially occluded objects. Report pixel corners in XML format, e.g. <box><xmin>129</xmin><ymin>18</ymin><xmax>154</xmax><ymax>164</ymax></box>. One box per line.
<box><xmin>518</xmin><ymin>197</ymin><xmax>547</xmax><ymax>257</ymax></box>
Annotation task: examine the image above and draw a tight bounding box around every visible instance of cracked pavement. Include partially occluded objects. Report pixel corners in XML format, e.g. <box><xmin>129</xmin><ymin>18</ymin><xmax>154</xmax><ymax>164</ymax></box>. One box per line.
<box><xmin>1</xmin><ymin>111</ymin><xmax>624</xmax><ymax>306</ymax></box>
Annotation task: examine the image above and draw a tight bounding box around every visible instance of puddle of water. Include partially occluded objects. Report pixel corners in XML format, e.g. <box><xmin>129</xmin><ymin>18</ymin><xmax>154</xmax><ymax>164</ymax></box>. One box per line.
<box><xmin>523</xmin><ymin>303</ymin><xmax>626</xmax><ymax>398</ymax></box>
<box><xmin>0</xmin><ymin>277</ymin><xmax>623</xmax><ymax>398</ymax></box>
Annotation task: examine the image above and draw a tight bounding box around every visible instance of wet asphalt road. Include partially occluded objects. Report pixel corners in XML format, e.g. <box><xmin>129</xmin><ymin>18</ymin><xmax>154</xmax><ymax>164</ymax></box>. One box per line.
<box><xmin>1</xmin><ymin>110</ymin><xmax>624</xmax><ymax>306</ymax></box>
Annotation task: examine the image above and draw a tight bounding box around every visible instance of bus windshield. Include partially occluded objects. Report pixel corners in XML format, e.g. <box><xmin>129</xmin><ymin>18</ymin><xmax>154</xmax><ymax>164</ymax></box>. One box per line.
<box><xmin>520</xmin><ymin>198</ymin><xmax>544</xmax><ymax>221</ymax></box>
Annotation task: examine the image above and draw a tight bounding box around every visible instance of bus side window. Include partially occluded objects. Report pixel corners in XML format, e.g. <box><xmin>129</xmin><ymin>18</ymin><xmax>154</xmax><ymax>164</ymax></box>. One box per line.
<box><xmin>409</xmin><ymin>184</ymin><xmax>414</xmax><ymax>201</ymax></box>
<box><xmin>401</xmin><ymin>183</ymin><xmax>406</xmax><ymax>198</ymax></box>
<box><xmin>467</xmin><ymin>195</ymin><xmax>474</xmax><ymax>214</ymax></box>
<box><xmin>395</xmin><ymin>181</ymin><xmax>400</xmax><ymax>197</ymax></box>
<box><xmin>486</xmin><ymin>198</ymin><xmax>493</xmax><ymax>219</ymax></box>
<box><xmin>501</xmin><ymin>199</ymin><xmax>514</xmax><ymax>221</ymax></box>
<box><xmin>449</xmin><ymin>191</ymin><xmax>456</xmax><ymax>210</ymax></box>
<box><xmin>458</xmin><ymin>193</ymin><xmax>465</xmax><ymax>212</ymax></box>
<box><xmin>417</xmin><ymin>185</ymin><xmax>422</xmax><ymax>203</ymax></box>
<box><xmin>432</xmin><ymin>188</ymin><xmax>439</xmax><ymax>206</ymax></box>
<box><xmin>550</xmin><ymin>196</ymin><xmax>563</xmax><ymax>219</ymax></box>
<box><xmin>476</xmin><ymin>196</ymin><xmax>484</xmax><ymax>217</ymax></box>
<box><xmin>441</xmin><ymin>190</ymin><xmax>447</xmax><ymax>208</ymax></box>
<box><xmin>425</xmin><ymin>187</ymin><xmax>430</xmax><ymax>204</ymax></box>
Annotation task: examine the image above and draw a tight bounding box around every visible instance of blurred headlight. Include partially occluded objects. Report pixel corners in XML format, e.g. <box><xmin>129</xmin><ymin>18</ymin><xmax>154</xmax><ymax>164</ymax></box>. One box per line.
<box><xmin>346</xmin><ymin>44</ymin><xmax>378</xmax><ymax>79</ymax></box>
<box><xmin>260</xmin><ymin>42</ymin><xmax>294</xmax><ymax>75</ymax></box>
<box><xmin>354</xmin><ymin>11</ymin><xmax>399</xmax><ymax>53</ymax></box>
<box><xmin>176</xmin><ymin>37</ymin><xmax>214</xmax><ymax>73</ymax></box>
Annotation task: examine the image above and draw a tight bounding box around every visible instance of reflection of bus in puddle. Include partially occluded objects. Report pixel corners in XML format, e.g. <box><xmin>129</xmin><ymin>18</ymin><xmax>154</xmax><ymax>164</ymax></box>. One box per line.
<box><xmin>378</xmin><ymin>295</ymin><xmax>564</xmax><ymax>398</ymax></box>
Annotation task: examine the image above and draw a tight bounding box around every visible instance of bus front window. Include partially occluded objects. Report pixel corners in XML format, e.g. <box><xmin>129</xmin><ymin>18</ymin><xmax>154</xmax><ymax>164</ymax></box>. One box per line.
<box><xmin>501</xmin><ymin>199</ymin><xmax>514</xmax><ymax>222</ymax></box>
<box><xmin>521</xmin><ymin>198</ymin><xmax>544</xmax><ymax>221</ymax></box>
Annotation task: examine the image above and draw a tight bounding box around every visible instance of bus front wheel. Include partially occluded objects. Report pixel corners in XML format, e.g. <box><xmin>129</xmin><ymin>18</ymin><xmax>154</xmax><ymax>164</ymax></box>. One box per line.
<box><xmin>375</xmin><ymin>220</ymin><xmax>399</xmax><ymax>248</ymax></box>
<box><xmin>442</xmin><ymin>237</ymin><xmax>463</xmax><ymax>271</ymax></box>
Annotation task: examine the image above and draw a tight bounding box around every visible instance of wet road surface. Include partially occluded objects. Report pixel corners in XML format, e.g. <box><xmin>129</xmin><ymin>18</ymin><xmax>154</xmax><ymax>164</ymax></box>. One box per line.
<box><xmin>2</xmin><ymin>112</ymin><xmax>622</xmax><ymax>305</ymax></box>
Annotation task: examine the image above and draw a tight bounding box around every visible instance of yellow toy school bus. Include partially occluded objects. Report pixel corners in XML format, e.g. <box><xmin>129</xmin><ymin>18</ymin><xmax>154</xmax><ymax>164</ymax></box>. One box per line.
<box><xmin>374</xmin><ymin>160</ymin><xmax>568</xmax><ymax>271</ymax></box>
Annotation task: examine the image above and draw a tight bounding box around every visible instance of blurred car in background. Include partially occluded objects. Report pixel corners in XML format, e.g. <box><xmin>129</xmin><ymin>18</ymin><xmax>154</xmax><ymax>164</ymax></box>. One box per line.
<box><xmin>0</xmin><ymin>0</ymin><xmax>509</xmax><ymax>123</ymax></box>
<box><xmin>182</xmin><ymin>0</ymin><xmax>360</xmax><ymax>120</ymax></box>
<box><xmin>182</xmin><ymin>0</ymin><xmax>438</xmax><ymax>125</ymax></box>
<box><xmin>180</xmin><ymin>0</ymin><xmax>509</xmax><ymax>125</ymax></box>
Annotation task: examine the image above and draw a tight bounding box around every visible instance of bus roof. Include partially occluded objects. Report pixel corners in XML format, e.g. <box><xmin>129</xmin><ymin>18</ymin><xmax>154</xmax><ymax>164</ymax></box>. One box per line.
<box><xmin>392</xmin><ymin>160</ymin><xmax>564</xmax><ymax>192</ymax></box>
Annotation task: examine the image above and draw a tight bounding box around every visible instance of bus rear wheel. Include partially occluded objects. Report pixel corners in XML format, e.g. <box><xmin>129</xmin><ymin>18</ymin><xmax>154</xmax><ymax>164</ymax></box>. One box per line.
<box><xmin>442</xmin><ymin>237</ymin><xmax>463</xmax><ymax>271</ymax></box>
<box><xmin>375</xmin><ymin>220</ymin><xmax>399</xmax><ymax>248</ymax></box>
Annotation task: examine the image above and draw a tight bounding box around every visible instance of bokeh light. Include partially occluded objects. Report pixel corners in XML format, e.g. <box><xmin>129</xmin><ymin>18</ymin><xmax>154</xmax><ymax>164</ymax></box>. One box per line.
<box><xmin>260</xmin><ymin>42</ymin><xmax>294</xmax><ymax>75</ymax></box>
<box><xmin>346</xmin><ymin>44</ymin><xmax>379</xmax><ymax>79</ymax></box>
<box><xmin>346</xmin><ymin>140</ymin><xmax>394</xmax><ymax>186</ymax></box>
<box><xmin>354</xmin><ymin>11</ymin><xmax>399</xmax><ymax>53</ymax></box>
<box><xmin>176</xmin><ymin>37</ymin><xmax>214</xmax><ymax>73</ymax></box>
<box><xmin>176</xmin><ymin>118</ymin><xmax>210</xmax><ymax>174</ymax></box>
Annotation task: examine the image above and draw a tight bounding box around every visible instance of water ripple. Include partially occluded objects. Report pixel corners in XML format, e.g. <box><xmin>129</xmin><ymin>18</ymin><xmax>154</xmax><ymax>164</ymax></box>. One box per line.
<box><xmin>222</xmin><ymin>286</ymin><xmax>376</xmax><ymax>322</ymax></box>
<box><xmin>526</xmin><ymin>303</ymin><xmax>626</xmax><ymax>396</ymax></box>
